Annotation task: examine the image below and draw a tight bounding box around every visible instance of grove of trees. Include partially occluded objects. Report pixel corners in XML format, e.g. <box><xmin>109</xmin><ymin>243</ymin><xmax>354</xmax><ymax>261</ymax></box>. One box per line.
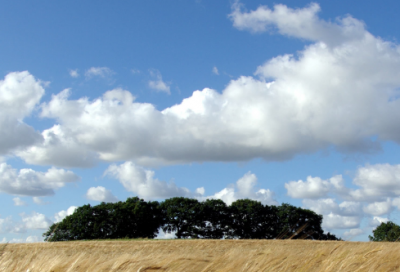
<box><xmin>43</xmin><ymin>197</ymin><xmax>340</xmax><ymax>241</ymax></box>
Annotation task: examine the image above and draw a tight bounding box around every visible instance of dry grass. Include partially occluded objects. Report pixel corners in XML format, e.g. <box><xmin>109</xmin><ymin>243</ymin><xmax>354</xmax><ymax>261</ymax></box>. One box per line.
<box><xmin>1</xmin><ymin>240</ymin><xmax>400</xmax><ymax>271</ymax></box>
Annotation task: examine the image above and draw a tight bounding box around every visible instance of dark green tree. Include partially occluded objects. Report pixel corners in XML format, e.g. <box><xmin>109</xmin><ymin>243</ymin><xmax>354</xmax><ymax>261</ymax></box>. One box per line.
<box><xmin>43</xmin><ymin>197</ymin><xmax>162</xmax><ymax>241</ymax></box>
<box><xmin>160</xmin><ymin>197</ymin><xmax>202</xmax><ymax>239</ymax></box>
<box><xmin>275</xmin><ymin>203</ymin><xmax>325</xmax><ymax>240</ymax></box>
<box><xmin>369</xmin><ymin>221</ymin><xmax>400</xmax><ymax>242</ymax></box>
<box><xmin>228</xmin><ymin>199</ymin><xmax>278</xmax><ymax>239</ymax></box>
<box><xmin>198</xmin><ymin>199</ymin><xmax>230</xmax><ymax>239</ymax></box>
<box><xmin>110</xmin><ymin>197</ymin><xmax>162</xmax><ymax>239</ymax></box>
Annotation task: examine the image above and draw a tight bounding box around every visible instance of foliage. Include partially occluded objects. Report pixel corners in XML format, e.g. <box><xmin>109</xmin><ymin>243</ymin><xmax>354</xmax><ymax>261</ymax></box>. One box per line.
<box><xmin>198</xmin><ymin>199</ymin><xmax>230</xmax><ymax>239</ymax></box>
<box><xmin>161</xmin><ymin>197</ymin><xmax>202</xmax><ymax>239</ymax></box>
<box><xmin>275</xmin><ymin>203</ymin><xmax>325</xmax><ymax>240</ymax></box>
<box><xmin>44</xmin><ymin>197</ymin><xmax>341</xmax><ymax>241</ymax></box>
<box><xmin>43</xmin><ymin>197</ymin><xmax>162</xmax><ymax>241</ymax></box>
<box><xmin>369</xmin><ymin>221</ymin><xmax>400</xmax><ymax>242</ymax></box>
<box><xmin>228</xmin><ymin>199</ymin><xmax>278</xmax><ymax>239</ymax></box>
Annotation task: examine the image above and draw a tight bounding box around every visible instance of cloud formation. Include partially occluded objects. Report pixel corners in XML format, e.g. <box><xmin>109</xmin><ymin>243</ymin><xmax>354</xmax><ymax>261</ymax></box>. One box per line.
<box><xmin>86</xmin><ymin>186</ymin><xmax>118</xmax><ymax>202</ymax></box>
<box><xmin>0</xmin><ymin>71</ymin><xmax>44</xmax><ymax>155</ymax></box>
<box><xmin>85</xmin><ymin>67</ymin><xmax>114</xmax><ymax>79</ymax></box>
<box><xmin>288</xmin><ymin>163</ymin><xmax>400</xmax><ymax>233</ymax></box>
<box><xmin>54</xmin><ymin>206</ymin><xmax>77</xmax><ymax>223</ymax></box>
<box><xmin>106</xmin><ymin>162</ymin><xmax>277</xmax><ymax>205</ymax></box>
<box><xmin>21</xmin><ymin>212</ymin><xmax>52</xmax><ymax>229</ymax></box>
<box><xmin>0</xmin><ymin>163</ymin><xmax>80</xmax><ymax>196</ymax></box>
<box><xmin>148</xmin><ymin>70</ymin><xmax>170</xmax><ymax>94</ymax></box>
<box><xmin>15</xmin><ymin>2</ymin><xmax>400</xmax><ymax>168</ymax></box>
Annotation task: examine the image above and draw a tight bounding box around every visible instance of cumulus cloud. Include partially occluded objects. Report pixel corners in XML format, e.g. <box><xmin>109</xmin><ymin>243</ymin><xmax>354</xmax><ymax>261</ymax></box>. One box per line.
<box><xmin>54</xmin><ymin>206</ymin><xmax>77</xmax><ymax>223</ymax></box>
<box><xmin>105</xmin><ymin>161</ymin><xmax>195</xmax><ymax>199</ymax></box>
<box><xmin>85</xmin><ymin>67</ymin><xmax>114</xmax><ymax>79</ymax></box>
<box><xmin>13</xmin><ymin>197</ymin><xmax>27</xmax><ymax>206</ymax></box>
<box><xmin>21</xmin><ymin>212</ymin><xmax>52</xmax><ymax>229</ymax></box>
<box><xmin>148</xmin><ymin>70</ymin><xmax>170</xmax><ymax>94</ymax></box>
<box><xmin>285</xmin><ymin>175</ymin><xmax>345</xmax><ymax>199</ymax></box>
<box><xmin>106</xmin><ymin>162</ymin><xmax>277</xmax><ymax>205</ymax></box>
<box><xmin>32</xmin><ymin>197</ymin><xmax>49</xmax><ymax>205</ymax></box>
<box><xmin>26</xmin><ymin>235</ymin><xmax>42</xmax><ymax>243</ymax></box>
<box><xmin>369</xmin><ymin>216</ymin><xmax>389</xmax><ymax>227</ymax></box>
<box><xmin>11</xmin><ymin>3</ymin><xmax>400</xmax><ymax>169</ymax></box>
<box><xmin>0</xmin><ymin>163</ymin><xmax>80</xmax><ymax>196</ymax></box>
<box><xmin>206</xmin><ymin>172</ymin><xmax>277</xmax><ymax>205</ymax></box>
<box><xmin>0</xmin><ymin>216</ymin><xmax>25</xmax><ymax>233</ymax></box>
<box><xmin>363</xmin><ymin>199</ymin><xmax>393</xmax><ymax>216</ymax></box>
<box><xmin>343</xmin><ymin>228</ymin><xmax>364</xmax><ymax>239</ymax></box>
<box><xmin>322</xmin><ymin>213</ymin><xmax>361</xmax><ymax>229</ymax></box>
<box><xmin>18</xmin><ymin>123</ymin><xmax>97</xmax><ymax>168</ymax></box>
<box><xmin>69</xmin><ymin>69</ymin><xmax>79</xmax><ymax>78</ymax></box>
<box><xmin>0</xmin><ymin>71</ymin><xmax>44</xmax><ymax>155</ymax></box>
<box><xmin>86</xmin><ymin>186</ymin><xmax>118</xmax><ymax>202</ymax></box>
<box><xmin>350</xmin><ymin>164</ymin><xmax>400</xmax><ymax>201</ymax></box>
<box><xmin>229</xmin><ymin>2</ymin><xmax>365</xmax><ymax>45</ymax></box>
<box><xmin>290</xmin><ymin>163</ymin><xmax>400</xmax><ymax>231</ymax></box>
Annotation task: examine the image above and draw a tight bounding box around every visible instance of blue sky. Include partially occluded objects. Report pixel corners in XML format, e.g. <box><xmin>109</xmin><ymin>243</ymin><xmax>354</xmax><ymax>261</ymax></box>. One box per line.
<box><xmin>2</xmin><ymin>0</ymin><xmax>400</xmax><ymax>242</ymax></box>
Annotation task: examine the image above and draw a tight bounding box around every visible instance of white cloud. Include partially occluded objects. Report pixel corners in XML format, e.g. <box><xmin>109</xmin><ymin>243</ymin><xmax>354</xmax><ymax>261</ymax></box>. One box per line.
<box><xmin>18</xmin><ymin>123</ymin><xmax>97</xmax><ymax>168</ymax></box>
<box><xmin>322</xmin><ymin>213</ymin><xmax>361</xmax><ymax>229</ymax></box>
<box><xmin>54</xmin><ymin>206</ymin><xmax>77</xmax><ymax>223</ymax></box>
<box><xmin>207</xmin><ymin>172</ymin><xmax>277</xmax><ymax>205</ymax></box>
<box><xmin>12</xmin><ymin>3</ymin><xmax>400</xmax><ymax>168</ymax></box>
<box><xmin>343</xmin><ymin>228</ymin><xmax>364</xmax><ymax>239</ymax></box>
<box><xmin>69</xmin><ymin>69</ymin><xmax>79</xmax><ymax>78</ymax></box>
<box><xmin>86</xmin><ymin>186</ymin><xmax>118</xmax><ymax>202</ymax></box>
<box><xmin>105</xmin><ymin>161</ymin><xmax>195</xmax><ymax>199</ymax></box>
<box><xmin>349</xmin><ymin>164</ymin><xmax>400</xmax><ymax>201</ymax></box>
<box><xmin>13</xmin><ymin>197</ymin><xmax>27</xmax><ymax>206</ymax></box>
<box><xmin>363</xmin><ymin>198</ymin><xmax>393</xmax><ymax>216</ymax></box>
<box><xmin>148</xmin><ymin>70</ymin><xmax>170</xmax><ymax>94</ymax></box>
<box><xmin>106</xmin><ymin>162</ymin><xmax>276</xmax><ymax>205</ymax></box>
<box><xmin>26</xmin><ymin>235</ymin><xmax>42</xmax><ymax>243</ymax></box>
<box><xmin>0</xmin><ymin>71</ymin><xmax>44</xmax><ymax>155</ymax></box>
<box><xmin>212</xmin><ymin>66</ymin><xmax>219</xmax><ymax>75</ymax></box>
<box><xmin>32</xmin><ymin>197</ymin><xmax>49</xmax><ymax>205</ymax></box>
<box><xmin>285</xmin><ymin>175</ymin><xmax>344</xmax><ymax>199</ymax></box>
<box><xmin>0</xmin><ymin>216</ymin><xmax>25</xmax><ymax>233</ymax></box>
<box><xmin>369</xmin><ymin>216</ymin><xmax>389</xmax><ymax>227</ymax></box>
<box><xmin>21</xmin><ymin>212</ymin><xmax>52</xmax><ymax>229</ymax></box>
<box><xmin>85</xmin><ymin>67</ymin><xmax>114</xmax><ymax>79</ymax></box>
<box><xmin>289</xmin><ymin>163</ymin><xmax>400</xmax><ymax>231</ymax></box>
<box><xmin>0</xmin><ymin>163</ymin><xmax>80</xmax><ymax>196</ymax></box>
<box><xmin>229</xmin><ymin>2</ymin><xmax>365</xmax><ymax>45</ymax></box>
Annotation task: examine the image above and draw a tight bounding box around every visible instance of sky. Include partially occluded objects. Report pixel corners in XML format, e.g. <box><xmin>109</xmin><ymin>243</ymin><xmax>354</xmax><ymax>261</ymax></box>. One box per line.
<box><xmin>1</xmin><ymin>0</ymin><xmax>400</xmax><ymax>242</ymax></box>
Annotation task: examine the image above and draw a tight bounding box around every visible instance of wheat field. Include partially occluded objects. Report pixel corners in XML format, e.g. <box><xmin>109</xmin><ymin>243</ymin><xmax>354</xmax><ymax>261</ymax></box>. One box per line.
<box><xmin>0</xmin><ymin>240</ymin><xmax>399</xmax><ymax>271</ymax></box>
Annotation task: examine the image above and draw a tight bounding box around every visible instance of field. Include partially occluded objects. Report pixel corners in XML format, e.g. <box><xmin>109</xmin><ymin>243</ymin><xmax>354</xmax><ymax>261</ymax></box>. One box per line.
<box><xmin>1</xmin><ymin>240</ymin><xmax>400</xmax><ymax>271</ymax></box>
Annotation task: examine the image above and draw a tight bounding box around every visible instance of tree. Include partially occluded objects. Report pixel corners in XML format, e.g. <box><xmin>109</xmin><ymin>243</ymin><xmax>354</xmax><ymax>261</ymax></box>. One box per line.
<box><xmin>110</xmin><ymin>197</ymin><xmax>163</xmax><ymax>239</ymax></box>
<box><xmin>369</xmin><ymin>221</ymin><xmax>400</xmax><ymax>242</ymax></box>
<box><xmin>43</xmin><ymin>197</ymin><xmax>163</xmax><ymax>241</ymax></box>
<box><xmin>160</xmin><ymin>197</ymin><xmax>202</xmax><ymax>239</ymax></box>
<box><xmin>275</xmin><ymin>203</ymin><xmax>325</xmax><ymax>240</ymax></box>
<box><xmin>228</xmin><ymin>199</ymin><xmax>277</xmax><ymax>239</ymax></box>
<box><xmin>198</xmin><ymin>199</ymin><xmax>230</xmax><ymax>239</ymax></box>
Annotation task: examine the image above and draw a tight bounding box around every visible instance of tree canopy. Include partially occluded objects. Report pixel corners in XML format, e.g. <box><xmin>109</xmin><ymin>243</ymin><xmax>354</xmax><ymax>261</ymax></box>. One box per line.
<box><xmin>43</xmin><ymin>197</ymin><xmax>341</xmax><ymax>241</ymax></box>
<box><xmin>369</xmin><ymin>221</ymin><xmax>400</xmax><ymax>242</ymax></box>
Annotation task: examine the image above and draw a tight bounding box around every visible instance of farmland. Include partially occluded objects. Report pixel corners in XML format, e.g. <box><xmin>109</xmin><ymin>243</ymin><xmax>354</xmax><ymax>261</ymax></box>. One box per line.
<box><xmin>1</xmin><ymin>240</ymin><xmax>399</xmax><ymax>271</ymax></box>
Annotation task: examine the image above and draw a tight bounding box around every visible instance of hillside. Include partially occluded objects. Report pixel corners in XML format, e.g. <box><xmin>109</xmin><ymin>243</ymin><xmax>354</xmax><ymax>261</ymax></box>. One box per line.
<box><xmin>0</xmin><ymin>240</ymin><xmax>399</xmax><ymax>271</ymax></box>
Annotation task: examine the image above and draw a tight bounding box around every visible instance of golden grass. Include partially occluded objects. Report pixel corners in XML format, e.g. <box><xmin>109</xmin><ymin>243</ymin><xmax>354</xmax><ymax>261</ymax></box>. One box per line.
<box><xmin>1</xmin><ymin>240</ymin><xmax>400</xmax><ymax>271</ymax></box>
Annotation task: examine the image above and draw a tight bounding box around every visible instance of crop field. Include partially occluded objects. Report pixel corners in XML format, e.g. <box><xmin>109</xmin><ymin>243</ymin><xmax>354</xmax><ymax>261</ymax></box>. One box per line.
<box><xmin>0</xmin><ymin>240</ymin><xmax>399</xmax><ymax>271</ymax></box>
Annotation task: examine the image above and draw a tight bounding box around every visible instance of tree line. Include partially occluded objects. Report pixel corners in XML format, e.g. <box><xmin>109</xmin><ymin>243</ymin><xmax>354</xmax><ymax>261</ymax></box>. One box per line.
<box><xmin>43</xmin><ymin>197</ymin><xmax>340</xmax><ymax>241</ymax></box>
